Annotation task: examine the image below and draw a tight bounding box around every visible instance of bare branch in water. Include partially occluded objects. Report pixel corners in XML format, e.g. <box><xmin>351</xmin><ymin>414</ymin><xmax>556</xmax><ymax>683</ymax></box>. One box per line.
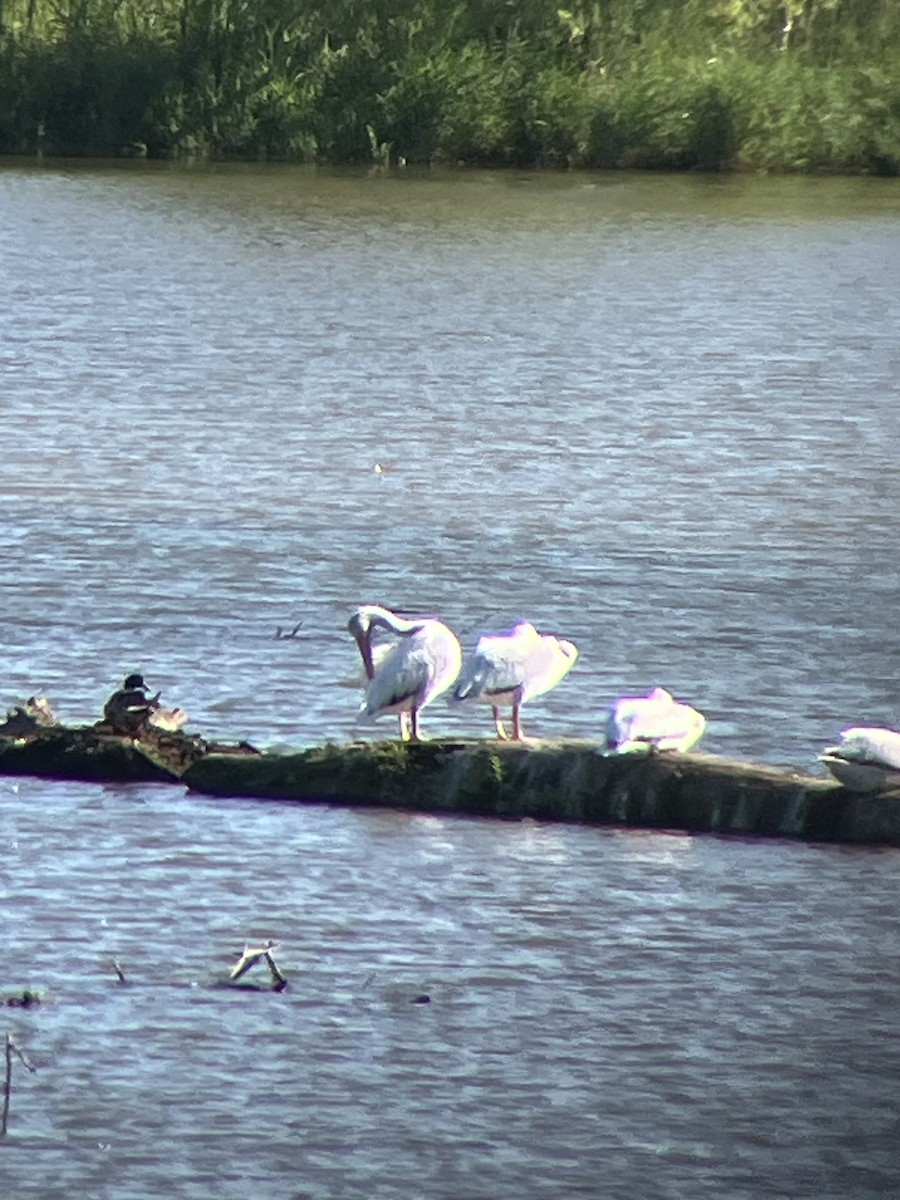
<box><xmin>2</xmin><ymin>1035</ymin><xmax>36</xmax><ymax>1137</ymax></box>
<box><xmin>264</xmin><ymin>953</ymin><xmax>287</xmax><ymax>989</ymax></box>
<box><xmin>273</xmin><ymin>621</ymin><xmax>303</xmax><ymax>640</ymax></box>
<box><xmin>229</xmin><ymin>940</ymin><xmax>284</xmax><ymax>988</ymax></box>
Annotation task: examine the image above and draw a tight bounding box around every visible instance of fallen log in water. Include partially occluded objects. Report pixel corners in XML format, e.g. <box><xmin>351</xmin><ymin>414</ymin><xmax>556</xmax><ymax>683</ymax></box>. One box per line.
<box><xmin>0</xmin><ymin>725</ymin><xmax>260</xmax><ymax>784</ymax></box>
<box><xmin>182</xmin><ymin>739</ymin><xmax>900</xmax><ymax>848</ymax></box>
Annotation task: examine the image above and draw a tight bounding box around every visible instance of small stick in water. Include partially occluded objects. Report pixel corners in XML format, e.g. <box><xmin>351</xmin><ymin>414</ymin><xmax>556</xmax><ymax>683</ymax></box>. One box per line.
<box><xmin>273</xmin><ymin>622</ymin><xmax>303</xmax><ymax>640</ymax></box>
<box><xmin>264</xmin><ymin>953</ymin><xmax>287</xmax><ymax>990</ymax></box>
<box><xmin>2</xmin><ymin>1035</ymin><xmax>36</xmax><ymax>1136</ymax></box>
<box><xmin>229</xmin><ymin>940</ymin><xmax>283</xmax><ymax>986</ymax></box>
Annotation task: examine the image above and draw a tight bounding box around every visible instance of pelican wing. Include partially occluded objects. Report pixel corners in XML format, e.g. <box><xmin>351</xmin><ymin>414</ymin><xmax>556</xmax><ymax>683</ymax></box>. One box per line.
<box><xmin>362</xmin><ymin>641</ymin><xmax>429</xmax><ymax>716</ymax></box>
<box><xmin>518</xmin><ymin>635</ymin><xmax>579</xmax><ymax>703</ymax></box>
<box><xmin>416</xmin><ymin>622</ymin><xmax>462</xmax><ymax>706</ymax></box>
<box><xmin>607</xmin><ymin>689</ymin><xmax>706</xmax><ymax>753</ymax></box>
<box><xmin>455</xmin><ymin>624</ymin><xmax>577</xmax><ymax>705</ymax></box>
<box><xmin>454</xmin><ymin>633</ymin><xmax>530</xmax><ymax>703</ymax></box>
<box><xmin>818</xmin><ymin>754</ymin><xmax>900</xmax><ymax>793</ymax></box>
<box><xmin>363</xmin><ymin>621</ymin><xmax>461</xmax><ymax>717</ymax></box>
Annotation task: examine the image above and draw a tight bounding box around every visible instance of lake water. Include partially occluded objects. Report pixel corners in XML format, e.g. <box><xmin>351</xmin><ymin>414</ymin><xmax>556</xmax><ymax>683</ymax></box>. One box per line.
<box><xmin>0</xmin><ymin>160</ymin><xmax>899</xmax><ymax>1199</ymax></box>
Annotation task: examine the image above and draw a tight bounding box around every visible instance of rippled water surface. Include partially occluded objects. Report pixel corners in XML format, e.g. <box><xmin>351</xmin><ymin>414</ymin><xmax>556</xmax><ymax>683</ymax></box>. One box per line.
<box><xmin>1</xmin><ymin>161</ymin><xmax>899</xmax><ymax>1198</ymax></box>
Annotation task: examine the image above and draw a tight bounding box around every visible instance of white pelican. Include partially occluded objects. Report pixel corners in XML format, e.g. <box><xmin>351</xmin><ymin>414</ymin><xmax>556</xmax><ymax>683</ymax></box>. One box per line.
<box><xmin>452</xmin><ymin>620</ymin><xmax>578</xmax><ymax>740</ymax></box>
<box><xmin>819</xmin><ymin>726</ymin><xmax>900</xmax><ymax>792</ymax></box>
<box><xmin>348</xmin><ymin>604</ymin><xmax>462</xmax><ymax>741</ymax></box>
<box><xmin>605</xmin><ymin>687</ymin><xmax>706</xmax><ymax>753</ymax></box>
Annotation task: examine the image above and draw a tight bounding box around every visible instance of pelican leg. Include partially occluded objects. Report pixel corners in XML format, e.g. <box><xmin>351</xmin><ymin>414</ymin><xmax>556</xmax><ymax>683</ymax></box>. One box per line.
<box><xmin>409</xmin><ymin>707</ymin><xmax>421</xmax><ymax>742</ymax></box>
<box><xmin>492</xmin><ymin>707</ymin><xmax>509</xmax><ymax>740</ymax></box>
<box><xmin>511</xmin><ymin>704</ymin><xmax>524</xmax><ymax>741</ymax></box>
<box><xmin>398</xmin><ymin>712</ymin><xmax>411</xmax><ymax>741</ymax></box>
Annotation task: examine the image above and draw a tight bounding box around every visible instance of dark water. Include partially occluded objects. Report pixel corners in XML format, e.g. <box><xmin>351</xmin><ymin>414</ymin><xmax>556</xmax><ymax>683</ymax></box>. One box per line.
<box><xmin>1</xmin><ymin>162</ymin><xmax>899</xmax><ymax>1198</ymax></box>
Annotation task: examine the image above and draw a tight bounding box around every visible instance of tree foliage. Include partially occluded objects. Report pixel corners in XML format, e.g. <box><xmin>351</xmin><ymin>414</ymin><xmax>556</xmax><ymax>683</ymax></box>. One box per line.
<box><xmin>0</xmin><ymin>0</ymin><xmax>898</xmax><ymax>170</ymax></box>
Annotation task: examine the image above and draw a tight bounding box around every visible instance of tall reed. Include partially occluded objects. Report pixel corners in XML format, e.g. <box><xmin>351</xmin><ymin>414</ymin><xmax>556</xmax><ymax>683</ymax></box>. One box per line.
<box><xmin>0</xmin><ymin>0</ymin><xmax>897</xmax><ymax>171</ymax></box>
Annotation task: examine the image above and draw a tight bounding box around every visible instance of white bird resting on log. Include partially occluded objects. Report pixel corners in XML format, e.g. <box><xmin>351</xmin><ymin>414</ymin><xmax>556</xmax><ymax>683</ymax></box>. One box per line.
<box><xmin>604</xmin><ymin>687</ymin><xmax>707</xmax><ymax>754</ymax></box>
<box><xmin>819</xmin><ymin>726</ymin><xmax>900</xmax><ymax>793</ymax></box>
<box><xmin>453</xmin><ymin>620</ymin><xmax>578</xmax><ymax>740</ymax></box>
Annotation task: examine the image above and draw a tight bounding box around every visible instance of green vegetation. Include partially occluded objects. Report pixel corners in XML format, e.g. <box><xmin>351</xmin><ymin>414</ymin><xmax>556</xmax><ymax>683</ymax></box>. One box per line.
<box><xmin>0</xmin><ymin>0</ymin><xmax>898</xmax><ymax>171</ymax></box>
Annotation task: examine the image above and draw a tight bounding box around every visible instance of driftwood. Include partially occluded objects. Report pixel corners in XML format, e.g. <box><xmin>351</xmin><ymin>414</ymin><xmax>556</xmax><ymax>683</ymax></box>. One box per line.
<box><xmin>0</xmin><ymin>696</ymin><xmax>59</xmax><ymax>738</ymax></box>
<box><xmin>182</xmin><ymin>739</ymin><xmax>900</xmax><ymax>849</ymax></box>
<box><xmin>274</xmin><ymin>622</ymin><xmax>303</xmax><ymax>640</ymax></box>
<box><xmin>0</xmin><ymin>690</ymin><xmax>260</xmax><ymax>783</ymax></box>
<box><xmin>2</xmin><ymin>1035</ymin><xmax>36</xmax><ymax>1136</ymax></box>
<box><xmin>99</xmin><ymin>946</ymin><xmax>286</xmax><ymax>993</ymax></box>
<box><xmin>228</xmin><ymin>941</ymin><xmax>287</xmax><ymax>990</ymax></box>
<box><xmin>147</xmin><ymin>707</ymin><xmax>189</xmax><ymax>732</ymax></box>
<box><xmin>0</xmin><ymin>722</ymin><xmax>260</xmax><ymax>784</ymax></box>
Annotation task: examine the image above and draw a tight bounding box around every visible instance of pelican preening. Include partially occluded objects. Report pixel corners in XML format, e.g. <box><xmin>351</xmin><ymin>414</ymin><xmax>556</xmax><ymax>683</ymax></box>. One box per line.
<box><xmin>453</xmin><ymin>621</ymin><xmax>579</xmax><ymax>740</ymax></box>
<box><xmin>819</xmin><ymin>726</ymin><xmax>900</xmax><ymax>792</ymax></box>
<box><xmin>348</xmin><ymin>604</ymin><xmax>462</xmax><ymax>741</ymax></box>
<box><xmin>343</xmin><ymin>638</ymin><xmax>397</xmax><ymax>687</ymax></box>
<box><xmin>605</xmin><ymin>687</ymin><xmax>707</xmax><ymax>754</ymax></box>
<box><xmin>346</xmin><ymin>606</ymin><xmax>710</xmax><ymax>751</ymax></box>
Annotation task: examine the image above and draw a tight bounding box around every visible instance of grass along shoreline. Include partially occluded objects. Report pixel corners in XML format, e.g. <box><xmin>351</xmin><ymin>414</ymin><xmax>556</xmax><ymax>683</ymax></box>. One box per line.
<box><xmin>1</xmin><ymin>1</ymin><xmax>899</xmax><ymax>174</ymax></box>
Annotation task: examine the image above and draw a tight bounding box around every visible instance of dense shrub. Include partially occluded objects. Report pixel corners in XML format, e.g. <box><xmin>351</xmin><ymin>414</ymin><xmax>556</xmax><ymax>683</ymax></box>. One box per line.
<box><xmin>0</xmin><ymin>0</ymin><xmax>897</xmax><ymax>172</ymax></box>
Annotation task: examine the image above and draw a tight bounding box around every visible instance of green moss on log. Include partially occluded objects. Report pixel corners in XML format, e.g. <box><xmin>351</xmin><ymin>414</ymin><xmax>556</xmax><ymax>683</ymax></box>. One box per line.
<box><xmin>0</xmin><ymin>725</ymin><xmax>259</xmax><ymax>784</ymax></box>
<box><xmin>0</xmin><ymin>727</ymin><xmax>181</xmax><ymax>783</ymax></box>
<box><xmin>179</xmin><ymin>738</ymin><xmax>900</xmax><ymax>847</ymax></box>
<box><xmin>5</xmin><ymin>727</ymin><xmax>899</xmax><ymax>848</ymax></box>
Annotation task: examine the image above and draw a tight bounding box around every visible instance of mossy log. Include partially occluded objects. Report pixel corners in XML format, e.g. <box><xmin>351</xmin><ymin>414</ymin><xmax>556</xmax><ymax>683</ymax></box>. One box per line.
<box><xmin>0</xmin><ymin>725</ymin><xmax>259</xmax><ymax>784</ymax></box>
<box><xmin>182</xmin><ymin>739</ymin><xmax>900</xmax><ymax>848</ymax></box>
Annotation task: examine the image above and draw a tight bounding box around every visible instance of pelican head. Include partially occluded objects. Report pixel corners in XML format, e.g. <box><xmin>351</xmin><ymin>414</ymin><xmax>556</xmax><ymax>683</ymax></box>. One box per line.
<box><xmin>556</xmin><ymin>638</ymin><xmax>579</xmax><ymax>664</ymax></box>
<box><xmin>348</xmin><ymin>609</ymin><xmax>377</xmax><ymax>680</ymax></box>
<box><xmin>348</xmin><ymin>605</ymin><xmax>426</xmax><ymax>682</ymax></box>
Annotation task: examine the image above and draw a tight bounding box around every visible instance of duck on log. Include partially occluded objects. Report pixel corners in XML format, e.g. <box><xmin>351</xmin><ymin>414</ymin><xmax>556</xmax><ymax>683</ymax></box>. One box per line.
<box><xmin>0</xmin><ymin>709</ymin><xmax>259</xmax><ymax>784</ymax></box>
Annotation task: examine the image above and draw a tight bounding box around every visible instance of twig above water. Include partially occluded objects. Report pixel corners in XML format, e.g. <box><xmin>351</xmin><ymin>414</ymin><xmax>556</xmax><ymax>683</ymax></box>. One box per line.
<box><xmin>2</xmin><ymin>1034</ymin><xmax>36</xmax><ymax>1137</ymax></box>
<box><xmin>273</xmin><ymin>622</ymin><xmax>303</xmax><ymax>640</ymax></box>
<box><xmin>229</xmin><ymin>940</ymin><xmax>286</xmax><ymax>990</ymax></box>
